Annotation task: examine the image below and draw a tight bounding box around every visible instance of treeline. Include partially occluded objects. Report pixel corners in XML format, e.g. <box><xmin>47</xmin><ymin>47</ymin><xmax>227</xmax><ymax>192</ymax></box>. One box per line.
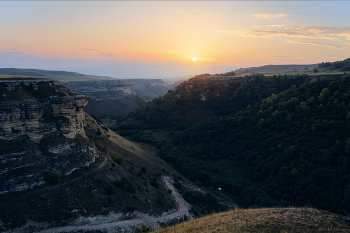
<box><xmin>117</xmin><ymin>73</ymin><xmax>312</xmax><ymax>130</ymax></box>
<box><xmin>319</xmin><ymin>58</ymin><xmax>350</xmax><ymax>71</ymax></box>
<box><xmin>159</xmin><ymin>75</ymin><xmax>350</xmax><ymax>214</ymax></box>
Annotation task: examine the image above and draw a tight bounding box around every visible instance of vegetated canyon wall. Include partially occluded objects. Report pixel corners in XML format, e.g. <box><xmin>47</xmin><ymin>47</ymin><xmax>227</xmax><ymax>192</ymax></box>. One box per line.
<box><xmin>64</xmin><ymin>80</ymin><xmax>145</xmax><ymax>118</ymax></box>
<box><xmin>64</xmin><ymin>79</ymin><xmax>168</xmax><ymax>118</ymax></box>
<box><xmin>64</xmin><ymin>80</ymin><xmax>136</xmax><ymax>100</ymax></box>
<box><xmin>123</xmin><ymin>79</ymin><xmax>169</xmax><ymax>101</ymax></box>
<box><xmin>0</xmin><ymin>78</ymin><xmax>98</xmax><ymax>195</ymax></box>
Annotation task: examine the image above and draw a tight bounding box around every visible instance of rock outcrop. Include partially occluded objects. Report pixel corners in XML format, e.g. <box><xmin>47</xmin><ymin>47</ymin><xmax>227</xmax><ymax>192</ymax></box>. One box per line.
<box><xmin>122</xmin><ymin>79</ymin><xmax>168</xmax><ymax>100</ymax></box>
<box><xmin>64</xmin><ymin>80</ymin><xmax>136</xmax><ymax>100</ymax></box>
<box><xmin>0</xmin><ymin>78</ymin><xmax>98</xmax><ymax>195</ymax></box>
<box><xmin>64</xmin><ymin>80</ymin><xmax>145</xmax><ymax>117</ymax></box>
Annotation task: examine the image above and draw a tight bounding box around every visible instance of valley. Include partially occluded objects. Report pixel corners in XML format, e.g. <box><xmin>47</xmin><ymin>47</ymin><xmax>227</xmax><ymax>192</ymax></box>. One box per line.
<box><xmin>2</xmin><ymin>57</ymin><xmax>350</xmax><ymax>232</ymax></box>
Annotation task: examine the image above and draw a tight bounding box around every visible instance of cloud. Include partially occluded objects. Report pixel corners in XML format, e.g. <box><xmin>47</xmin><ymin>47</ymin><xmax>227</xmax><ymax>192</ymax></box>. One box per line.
<box><xmin>80</xmin><ymin>48</ymin><xmax>105</xmax><ymax>51</ymax></box>
<box><xmin>260</xmin><ymin>55</ymin><xmax>292</xmax><ymax>59</ymax></box>
<box><xmin>344</xmin><ymin>43</ymin><xmax>350</xmax><ymax>45</ymax></box>
<box><xmin>215</xmin><ymin>25</ymin><xmax>350</xmax><ymax>41</ymax></box>
<box><xmin>287</xmin><ymin>40</ymin><xmax>343</xmax><ymax>49</ymax></box>
<box><xmin>100</xmin><ymin>52</ymin><xmax>114</xmax><ymax>57</ymax></box>
<box><xmin>0</xmin><ymin>49</ymin><xmax>25</xmax><ymax>56</ymax></box>
<box><xmin>159</xmin><ymin>49</ymin><xmax>184</xmax><ymax>54</ymax></box>
<box><xmin>254</xmin><ymin>14</ymin><xmax>286</xmax><ymax>19</ymax></box>
<box><xmin>192</xmin><ymin>9</ymin><xmax>211</xmax><ymax>12</ymax></box>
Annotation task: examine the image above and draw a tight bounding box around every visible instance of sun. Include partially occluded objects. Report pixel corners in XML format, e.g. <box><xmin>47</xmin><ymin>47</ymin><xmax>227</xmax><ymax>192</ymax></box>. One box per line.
<box><xmin>191</xmin><ymin>57</ymin><xmax>197</xmax><ymax>61</ymax></box>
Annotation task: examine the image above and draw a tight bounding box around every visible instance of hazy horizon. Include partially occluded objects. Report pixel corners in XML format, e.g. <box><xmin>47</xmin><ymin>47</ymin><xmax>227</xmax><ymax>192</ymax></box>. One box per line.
<box><xmin>1</xmin><ymin>1</ymin><xmax>349</xmax><ymax>78</ymax></box>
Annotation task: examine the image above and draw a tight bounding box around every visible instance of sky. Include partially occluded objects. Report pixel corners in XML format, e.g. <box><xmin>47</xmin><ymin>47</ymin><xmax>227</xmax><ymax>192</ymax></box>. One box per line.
<box><xmin>0</xmin><ymin>1</ymin><xmax>350</xmax><ymax>78</ymax></box>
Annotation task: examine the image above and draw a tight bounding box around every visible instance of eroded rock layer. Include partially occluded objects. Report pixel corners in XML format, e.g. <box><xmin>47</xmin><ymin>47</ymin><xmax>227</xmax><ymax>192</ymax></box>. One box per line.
<box><xmin>0</xmin><ymin>78</ymin><xmax>98</xmax><ymax>194</ymax></box>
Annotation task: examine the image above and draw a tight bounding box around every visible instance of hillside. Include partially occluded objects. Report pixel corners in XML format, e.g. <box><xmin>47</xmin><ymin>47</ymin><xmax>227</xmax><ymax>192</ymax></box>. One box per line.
<box><xmin>0</xmin><ymin>68</ymin><xmax>113</xmax><ymax>82</ymax></box>
<box><xmin>114</xmin><ymin>58</ymin><xmax>350</xmax><ymax>217</ymax></box>
<box><xmin>154</xmin><ymin>207</ymin><xmax>350</xmax><ymax>233</ymax></box>
<box><xmin>0</xmin><ymin>77</ymin><xmax>187</xmax><ymax>232</ymax></box>
<box><xmin>234</xmin><ymin>64</ymin><xmax>318</xmax><ymax>76</ymax></box>
<box><xmin>117</xmin><ymin>73</ymin><xmax>311</xmax><ymax>131</ymax></box>
<box><xmin>159</xmin><ymin>75</ymin><xmax>350</xmax><ymax>215</ymax></box>
<box><xmin>64</xmin><ymin>80</ymin><xmax>146</xmax><ymax>118</ymax></box>
<box><xmin>123</xmin><ymin>79</ymin><xmax>169</xmax><ymax>101</ymax></box>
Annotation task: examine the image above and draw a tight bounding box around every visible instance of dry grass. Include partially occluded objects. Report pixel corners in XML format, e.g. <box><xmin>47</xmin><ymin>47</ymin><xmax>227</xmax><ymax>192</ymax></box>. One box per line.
<box><xmin>154</xmin><ymin>207</ymin><xmax>350</xmax><ymax>233</ymax></box>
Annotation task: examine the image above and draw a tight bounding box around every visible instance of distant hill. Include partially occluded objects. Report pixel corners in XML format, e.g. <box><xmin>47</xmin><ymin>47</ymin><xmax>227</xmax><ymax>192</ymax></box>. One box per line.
<box><xmin>117</xmin><ymin>73</ymin><xmax>312</xmax><ymax>130</ymax></box>
<box><xmin>234</xmin><ymin>64</ymin><xmax>318</xmax><ymax>75</ymax></box>
<box><xmin>154</xmin><ymin>207</ymin><xmax>350</xmax><ymax>233</ymax></box>
<box><xmin>123</xmin><ymin>79</ymin><xmax>169</xmax><ymax>101</ymax></box>
<box><xmin>0</xmin><ymin>68</ymin><xmax>113</xmax><ymax>82</ymax></box>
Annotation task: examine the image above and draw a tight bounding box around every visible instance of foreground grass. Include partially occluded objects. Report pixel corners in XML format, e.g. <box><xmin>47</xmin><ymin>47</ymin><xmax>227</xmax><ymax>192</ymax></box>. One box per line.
<box><xmin>154</xmin><ymin>207</ymin><xmax>350</xmax><ymax>233</ymax></box>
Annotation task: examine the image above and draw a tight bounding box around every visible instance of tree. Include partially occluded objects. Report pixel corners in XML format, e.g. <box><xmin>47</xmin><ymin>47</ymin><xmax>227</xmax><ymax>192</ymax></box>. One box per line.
<box><xmin>44</xmin><ymin>171</ymin><xmax>61</xmax><ymax>185</ymax></box>
<box><xmin>244</xmin><ymin>197</ymin><xmax>252</xmax><ymax>208</ymax></box>
<box><xmin>319</xmin><ymin>88</ymin><xmax>330</xmax><ymax>104</ymax></box>
<box><xmin>313</xmin><ymin>68</ymin><xmax>319</xmax><ymax>73</ymax></box>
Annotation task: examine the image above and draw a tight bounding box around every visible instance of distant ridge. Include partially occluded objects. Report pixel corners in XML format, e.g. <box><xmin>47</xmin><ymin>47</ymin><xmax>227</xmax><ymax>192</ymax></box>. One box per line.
<box><xmin>234</xmin><ymin>64</ymin><xmax>318</xmax><ymax>75</ymax></box>
<box><xmin>0</xmin><ymin>68</ymin><xmax>114</xmax><ymax>82</ymax></box>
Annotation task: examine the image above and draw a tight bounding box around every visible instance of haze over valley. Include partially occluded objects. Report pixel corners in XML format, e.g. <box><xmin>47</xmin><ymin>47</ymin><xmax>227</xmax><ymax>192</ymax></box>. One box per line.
<box><xmin>1</xmin><ymin>1</ymin><xmax>350</xmax><ymax>233</ymax></box>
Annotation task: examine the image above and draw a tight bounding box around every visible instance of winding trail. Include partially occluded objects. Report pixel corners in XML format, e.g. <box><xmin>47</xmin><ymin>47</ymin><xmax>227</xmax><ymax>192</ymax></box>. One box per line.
<box><xmin>37</xmin><ymin>176</ymin><xmax>191</xmax><ymax>233</ymax></box>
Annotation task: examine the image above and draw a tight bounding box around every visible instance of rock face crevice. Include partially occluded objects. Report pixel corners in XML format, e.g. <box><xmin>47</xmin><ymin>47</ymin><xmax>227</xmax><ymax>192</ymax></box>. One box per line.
<box><xmin>0</xmin><ymin>80</ymin><xmax>88</xmax><ymax>142</ymax></box>
<box><xmin>64</xmin><ymin>80</ymin><xmax>136</xmax><ymax>101</ymax></box>
<box><xmin>0</xmin><ymin>78</ymin><xmax>98</xmax><ymax>195</ymax></box>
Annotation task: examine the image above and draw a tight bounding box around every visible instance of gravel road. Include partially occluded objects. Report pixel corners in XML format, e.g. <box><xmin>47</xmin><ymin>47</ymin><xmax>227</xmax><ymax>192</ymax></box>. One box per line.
<box><xmin>36</xmin><ymin>176</ymin><xmax>191</xmax><ymax>233</ymax></box>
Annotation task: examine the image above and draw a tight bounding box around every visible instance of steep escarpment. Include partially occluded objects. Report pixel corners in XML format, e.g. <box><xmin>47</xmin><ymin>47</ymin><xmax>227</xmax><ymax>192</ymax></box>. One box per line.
<box><xmin>65</xmin><ymin>80</ymin><xmax>146</xmax><ymax>118</ymax></box>
<box><xmin>0</xmin><ymin>78</ymin><xmax>98</xmax><ymax>195</ymax></box>
<box><xmin>123</xmin><ymin>79</ymin><xmax>169</xmax><ymax>101</ymax></box>
<box><xmin>0</xmin><ymin>78</ymin><xmax>184</xmax><ymax>233</ymax></box>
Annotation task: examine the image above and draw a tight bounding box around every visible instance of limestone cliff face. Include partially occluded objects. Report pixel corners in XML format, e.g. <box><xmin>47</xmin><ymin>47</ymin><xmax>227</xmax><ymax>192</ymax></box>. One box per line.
<box><xmin>64</xmin><ymin>80</ymin><xmax>136</xmax><ymax>100</ymax></box>
<box><xmin>64</xmin><ymin>80</ymin><xmax>145</xmax><ymax>118</ymax></box>
<box><xmin>0</xmin><ymin>78</ymin><xmax>98</xmax><ymax>195</ymax></box>
<box><xmin>0</xmin><ymin>78</ymin><xmax>89</xmax><ymax>142</ymax></box>
<box><xmin>123</xmin><ymin>79</ymin><xmax>169</xmax><ymax>100</ymax></box>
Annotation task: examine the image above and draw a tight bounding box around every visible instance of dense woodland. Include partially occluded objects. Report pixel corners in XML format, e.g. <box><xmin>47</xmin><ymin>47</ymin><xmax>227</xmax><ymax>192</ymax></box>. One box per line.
<box><xmin>117</xmin><ymin>73</ymin><xmax>311</xmax><ymax>130</ymax></box>
<box><xmin>115</xmin><ymin>58</ymin><xmax>350</xmax><ymax>215</ymax></box>
<box><xmin>159</xmin><ymin>75</ymin><xmax>350</xmax><ymax>215</ymax></box>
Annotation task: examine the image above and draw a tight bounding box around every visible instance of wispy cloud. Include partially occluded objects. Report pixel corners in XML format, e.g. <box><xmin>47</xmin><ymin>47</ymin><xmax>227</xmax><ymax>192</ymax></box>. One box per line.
<box><xmin>344</xmin><ymin>43</ymin><xmax>350</xmax><ymax>45</ymax></box>
<box><xmin>254</xmin><ymin>14</ymin><xmax>286</xmax><ymax>19</ymax></box>
<box><xmin>260</xmin><ymin>55</ymin><xmax>292</xmax><ymax>59</ymax></box>
<box><xmin>215</xmin><ymin>25</ymin><xmax>350</xmax><ymax>41</ymax></box>
<box><xmin>159</xmin><ymin>49</ymin><xmax>184</xmax><ymax>54</ymax></box>
<box><xmin>192</xmin><ymin>9</ymin><xmax>211</xmax><ymax>12</ymax></box>
<box><xmin>100</xmin><ymin>52</ymin><xmax>114</xmax><ymax>57</ymax></box>
<box><xmin>80</xmin><ymin>48</ymin><xmax>105</xmax><ymax>51</ymax></box>
<box><xmin>287</xmin><ymin>40</ymin><xmax>343</xmax><ymax>49</ymax></box>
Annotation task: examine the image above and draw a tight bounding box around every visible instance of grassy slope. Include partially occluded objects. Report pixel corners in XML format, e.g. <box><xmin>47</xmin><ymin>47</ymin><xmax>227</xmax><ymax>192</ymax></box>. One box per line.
<box><xmin>88</xmin><ymin>114</ymin><xmax>183</xmax><ymax>178</ymax></box>
<box><xmin>0</xmin><ymin>111</ymin><xmax>185</xmax><ymax>230</ymax></box>
<box><xmin>235</xmin><ymin>64</ymin><xmax>318</xmax><ymax>75</ymax></box>
<box><xmin>0</xmin><ymin>68</ymin><xmax>111</xmax><ymax>82</ymax></box>
<box><xmin>154</xmin><ymin>208</ymin><xmax>350</xmax><ymax>233</ymax></box>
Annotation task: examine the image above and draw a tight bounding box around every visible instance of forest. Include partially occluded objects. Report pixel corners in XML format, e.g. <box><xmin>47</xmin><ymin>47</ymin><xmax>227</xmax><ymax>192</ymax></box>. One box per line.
<box><xmin>159</xmin><ymin>75</ymin><xmax>350</xmax><ymax>214</ymax></box>
<box><xmin>114</xmin><ymin>59</ymin><xmax>350</xmax><ymax>215</ymax></box>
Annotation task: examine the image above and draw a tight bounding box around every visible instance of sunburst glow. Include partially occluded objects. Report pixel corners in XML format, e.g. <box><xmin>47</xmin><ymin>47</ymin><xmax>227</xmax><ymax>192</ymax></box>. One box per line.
<box><xmin>192</xmin><ymin>57</ymin><xmax>197</xmax><ymax>61</ymax></box>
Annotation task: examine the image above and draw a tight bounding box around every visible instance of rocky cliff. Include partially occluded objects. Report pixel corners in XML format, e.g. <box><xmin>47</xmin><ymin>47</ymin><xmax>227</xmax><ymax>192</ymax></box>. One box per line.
<box><xmin>123</xmin><ymin>79</ymin><xmax>169</xmax><ymax>100</ymax></box>
<box><xmin>64</xmin><ymin>80</ymin><xmax>136</xmax><ymax>100</ymax></box>
<box><xmin>64</xmin><ymin>80</ymin><xmax>146</xmax><ymax>118</ymax></box>
<box><xmin>0</xmin><ymin>77</ymin><xmax>98</xmax><ymax>195</ymax></box>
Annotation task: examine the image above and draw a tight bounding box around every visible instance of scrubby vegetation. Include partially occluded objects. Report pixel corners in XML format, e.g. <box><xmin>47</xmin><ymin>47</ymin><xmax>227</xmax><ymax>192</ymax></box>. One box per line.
<box><xmin>154</xmin><ymin>208</ymin><xmax>350</xmax><ymax>233</ymax></box>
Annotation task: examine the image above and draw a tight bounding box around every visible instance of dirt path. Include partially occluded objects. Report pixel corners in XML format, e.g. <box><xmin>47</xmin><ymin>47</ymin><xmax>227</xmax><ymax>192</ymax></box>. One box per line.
<box><xmin>0</xmin><ymin>156</ymin><xmax>107</xmax><ymax>210</ymax></box>
<box><xmin>37</xmin><ymin>176</ymin><xmax>191</xmax><ymax>233</ymax></box>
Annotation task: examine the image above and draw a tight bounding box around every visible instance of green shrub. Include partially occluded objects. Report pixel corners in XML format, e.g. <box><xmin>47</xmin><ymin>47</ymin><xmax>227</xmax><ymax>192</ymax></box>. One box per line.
<box><xmin>44</xmin><ymin>171</ymin><xmax>61</xmax><ymax>185</ymax></box>
<box><xmin>111</xmin><ymin>155</ymin><xmax>123</xmax><ymax>166</ymax></box>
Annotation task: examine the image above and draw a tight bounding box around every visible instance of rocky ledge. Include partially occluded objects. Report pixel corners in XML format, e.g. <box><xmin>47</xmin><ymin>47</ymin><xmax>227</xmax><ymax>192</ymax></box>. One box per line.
<box><xmin>0</xmin><ymin>78</ymin><xmax>98</xmax><ymax>195</ymax></box>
